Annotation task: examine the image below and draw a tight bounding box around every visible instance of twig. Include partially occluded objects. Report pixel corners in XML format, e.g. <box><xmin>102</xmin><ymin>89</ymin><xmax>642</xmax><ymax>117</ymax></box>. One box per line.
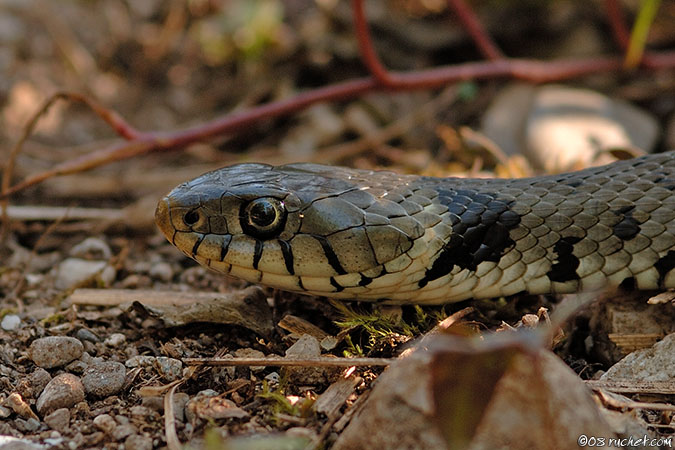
<box><xmin>183</xmin><ymin>357</ymin><xmax>392</xmax><ymax>367</ymax></box>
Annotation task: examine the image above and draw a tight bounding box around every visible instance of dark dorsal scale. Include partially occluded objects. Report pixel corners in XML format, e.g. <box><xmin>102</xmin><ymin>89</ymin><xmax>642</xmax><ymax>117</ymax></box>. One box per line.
<box><xmin>418</xmin><ymin>189</ymin><xmax>521</xmax><ymax>288</ymax></box>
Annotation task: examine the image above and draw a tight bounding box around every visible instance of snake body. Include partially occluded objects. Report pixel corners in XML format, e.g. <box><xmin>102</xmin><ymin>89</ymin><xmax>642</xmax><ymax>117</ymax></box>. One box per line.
<box><xmin>155</xmin><ymin>151</ymin><xmax>675</xmax><ymax>304</ymax></box>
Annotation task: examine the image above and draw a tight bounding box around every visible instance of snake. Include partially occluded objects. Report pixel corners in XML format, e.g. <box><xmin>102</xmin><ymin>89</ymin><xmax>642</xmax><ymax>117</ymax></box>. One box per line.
<box><xmin>155</xmin><ymin>151</ymin><xmax>675</xmax><ymax>305</ymax></box>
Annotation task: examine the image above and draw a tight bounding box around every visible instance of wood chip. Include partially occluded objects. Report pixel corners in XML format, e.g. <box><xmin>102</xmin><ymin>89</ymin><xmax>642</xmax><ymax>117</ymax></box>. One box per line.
<box><xmin>314</xmin><ymin>375</ymin><xmax>362</xmax><ymax>418</ymax></box>
<box><xmin>278</xmin><ymin>314</ymin><xmax>330</xmax><ymax>341</ymax></box>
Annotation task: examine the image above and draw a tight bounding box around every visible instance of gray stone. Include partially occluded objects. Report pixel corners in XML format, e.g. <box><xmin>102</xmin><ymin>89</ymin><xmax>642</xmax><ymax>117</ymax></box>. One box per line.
<box><xmin>82</xmin><ymin>362</ymin><xmax>126</xmax><ymax>397</ymax></box>
<box><xmin>44</xmin><ymin>408</ymin><xmax>70</xmax><ymax>432</ymax></box>
<box><xmin>124</xmin><ymin>434</ymin><xmax>153</xmax><ymax>450</ymax></box>
<box><xmin>92</xmin><ymin>413</ymin><xmax>117</xmax><ymax>434</ymax></box>
<box><xmin>13</xmin><ymin>418</ymin><xmax>40</xmax><ymax>432</ymax></box>
<box><xmin>155</xmin><ymin>356</ymin><xmax>182</xmax><ymax>381</ymax></box>
<box><xmin>125</xmin><ymin>355</ymin><xmax>156</xmax><ymax>368</ymax></box>
<box><xmin>104</xmin><ymin>333</ymin><xmax>126</xmax><ymax>347</ymax></box>
<box><xmin>602</xmin><ymin>333</ymin><xmax>675</xmax><ymax>382</ymax></box>
<box><xmin>285</xmin><ymin>334</ymin><xmax>321</xmax><ymax>358</ymax></box>
<box><xmin>75</xmin><ymin>328</ymin><xmax>100</xmax><ymax>343</ymax></box>
<box><xmin>28</xmin><ymin>337</ymin><xmax>83</xmax><ymax>369</ymax></box>
<box><xmin>112</xmin><ymin>424</ymin><xmax>136</xmax><ymax>441</ymax></box>
<box><xmin>36</xmin><ymin>374</ymin><xmax>85</xmax><ymax>416</ymax></box>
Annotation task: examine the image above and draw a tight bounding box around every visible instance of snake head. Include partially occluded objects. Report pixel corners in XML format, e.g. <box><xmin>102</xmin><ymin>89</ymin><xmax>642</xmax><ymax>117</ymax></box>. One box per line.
<box><xmin>156</xmin><ymin>163</ymin><xmax>426</xmax><ymax>298</ymax></box>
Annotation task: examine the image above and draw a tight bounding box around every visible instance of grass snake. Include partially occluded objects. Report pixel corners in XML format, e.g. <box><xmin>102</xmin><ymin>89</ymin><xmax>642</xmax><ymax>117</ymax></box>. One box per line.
<box><xmin>155</xmin><ymin>151</ymin><xmax>675</xmax><ymax>304</ymax></box>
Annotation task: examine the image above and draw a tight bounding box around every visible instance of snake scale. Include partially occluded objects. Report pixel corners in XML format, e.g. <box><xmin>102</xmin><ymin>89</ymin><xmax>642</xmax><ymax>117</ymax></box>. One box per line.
<box><xmin>155</xmin><ymin>151</ymin><xmax>675</xmax><ymax>305</ymax></box>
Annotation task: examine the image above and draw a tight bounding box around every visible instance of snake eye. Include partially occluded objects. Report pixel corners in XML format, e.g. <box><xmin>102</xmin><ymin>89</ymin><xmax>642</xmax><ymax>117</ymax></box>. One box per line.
<box><xmin>183</xmin><ymin>209</ymin><xmax>201</xmax><ymax>227</ymax></box>
<box><xmin>241</xmin><ymin>197</ymin><xmax>286</xmax><ymax>239</ymax></box>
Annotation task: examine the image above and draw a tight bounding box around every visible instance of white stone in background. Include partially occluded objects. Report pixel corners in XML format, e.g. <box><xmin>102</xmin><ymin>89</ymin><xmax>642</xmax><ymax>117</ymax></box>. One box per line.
<box><xmin>148</xmin><ymin>261</ymin><xmax>173</xmax><ymax>282</ymax></box>
<box><xmin>69</xmin><ymin>237</ymin><xmax>112</xmax><ymax>260</ymax></box>
<box><xmin>104</xmin><ymin>333</ymin><xmax>127</xmax><ymax>347</ymax></box>
<box><xmin>601</xmin><ymin>333</ymin><xmax>675</xmax><ymax>382</ymax></box>
<box><xmin>54</xmin><ymin>258</ymin><xmax>116</xmax><ymax>290</ymax></box>
<box><xmin>1</xmin><ymin>314</ymin><xmax>20</xmax><ymax>331</ymax></box>
<box><xmin>481</xmin><ymin>84</ymin><xmax>660</xmax><ymax>173</ymax></box>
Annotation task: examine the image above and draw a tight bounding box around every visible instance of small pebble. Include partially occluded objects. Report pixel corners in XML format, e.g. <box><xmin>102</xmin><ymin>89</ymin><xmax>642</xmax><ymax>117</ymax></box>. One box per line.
<box><xmin>29</xmin><ymin>336</ymin><xmax>84</xmax><ymax>369</ymax></box>
<box><xmin>44</xmin><ymin>408</ymin><xmax>70</xmax><ymax>432</ymax></box>
<box><xmin>69</xmin><ymin>237</ymin><xmax>112</xmax><ymax>260</ymax></box>
<box><xmin>112</xmin><ymin>424</ymin><xmax>137</xmax><ymax>441</ymax></box>
<box><xmin>130</xmin><ymin>405</ymin><xmax>154</xmax><ymax>418</ymax></box>
<box><xmin>82</xmin><ymin>361</ymin><xmax>127</xmax><ymax>397</ymax></box>
<box><xmin>93</xmin><ymin>413</ymin><xmax>117</xmax><ymax>434</ymax></box>
<box><xmin>0</xmin><ymin>405</ymin><xmax>11</xmax><ymax>418</ymax></box>
<box><xmin>1</xmin><ymin>314</ymin><xmax>20</xmax><ymax>331</ymax></box>
<box><xmin>0</xmin><ymin>437</ymin><xmax>44</xmax><ymax>450</ymax></box>
<box><xmin>75</xmin><ymin>328</ymin><xmax>100</xmax><ymax>343</ymax></box>
<box><xmin>155</xmin><ymin>356</ymin><xmax>182</xmax><ymax>381</ymax></box>
<box><xmin>105</xmin><ymin>333</ymin><xmax>126</xmax><ymax>346</ymax></box>
<box><xmin>14</xmin><ymin>417</ymin><xmax>41</xmax><ymax>432</ymax></box>
<box><xmin>126</xmin><ymin>355</ymin><xmax>156</xmax><ymax>368</ymax></box>
<box><xmin>16</xmin><ymin>368</ymin><xmax>51</xmax><ymax>399</ymax></box>
<box><xmin>149</xmin><ymin>262</ymin><xmax>174</xmax><ymax>282</ymax></box>
<box><xmin>286</xmin><ymin>334</ymin><xmax>321</xmax><ymax>358</ymax></box>
<box><xmin>124</xmin><ymin>434</ymin><xmax>153</xmax><ymax>450</ymax></box>
<box><xmin>36</xmin><ymin>373</ymin><xmax>85</xmax><ymax>416</ymax></box>
<box><xmin>65</xmin><ymin>360</ymin><xmax>89</xmax><ymax>375</ymax></box>
<box><xmin>172</xmin><ymin>392</ymin><xmax>190</xmax><ymax>422</ymax></box>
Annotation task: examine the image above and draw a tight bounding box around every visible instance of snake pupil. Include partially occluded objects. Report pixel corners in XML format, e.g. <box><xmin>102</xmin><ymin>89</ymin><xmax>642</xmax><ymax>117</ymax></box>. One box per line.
<box><xmin>249</xmin><ymin>201</ymin><xmax>276</xmax><ymax>227</ymax></box>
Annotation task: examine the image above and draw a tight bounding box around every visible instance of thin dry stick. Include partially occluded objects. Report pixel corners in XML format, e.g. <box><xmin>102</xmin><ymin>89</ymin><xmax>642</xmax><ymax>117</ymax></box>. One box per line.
<box><xmin>0</xmin><ymin>92</ymin><xmax>139</xmax><ymax>243</ymax></box>
<box><xmin>164</xmin><ymin>382</ymin><xmax>184</xmax><ymax>450</ymax></box>
<box><xmin>183</xmin><ymin>357</ymin><xmax>392</xmax><ymax>367</ymax></box>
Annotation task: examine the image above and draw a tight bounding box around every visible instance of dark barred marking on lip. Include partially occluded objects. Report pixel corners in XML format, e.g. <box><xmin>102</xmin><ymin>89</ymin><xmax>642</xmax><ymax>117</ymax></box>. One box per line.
<box><xmin>191</xmin><ymin>234</ymin><xmax>205</xmax><ymax>257</ymax></box>
<box><xmin>314</xmin><ymin>235</ymin><xmax>347</xmax><ymax>275</ymax></box>
<box><xmin>220</xmin><ymin>235</ymin><xmax>231</xmax><ymax>262</ymax></box>
<box><xmin>278</xmin><ymin>239</ymin><xmax>295</xmax><ymax>275</ymax></box>
<box><xmin>547</xmin><ymin>236</ymin><xmax>582</xmax><ymax>282</ymax></box>
<box><xmin>655</xmin><ymin>250</ymin><xmax>675</xmax><ymax>286</ymax></box>
<box><xmin>359</xmin><ymin>274</ymin><xmax>373</xmax><ymax>286</ymax></box>
<box><xmin>330</xmin><ymin>277</ymin><xmax>344</xmax><ymax>292</ymax></box>
<box><xmin>252</xmin><ymin>239</ymin><xmax>263</xmax><ymax>270</ymax></box>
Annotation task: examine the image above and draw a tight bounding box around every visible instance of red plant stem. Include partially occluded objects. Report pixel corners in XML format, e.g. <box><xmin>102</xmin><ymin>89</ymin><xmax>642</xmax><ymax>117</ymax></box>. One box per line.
<box><xmin>446</xmin><ymin>0</ymin><xmax>503</xmax><ymax>60</ymax></box>
<box><xmin>351</xmin><ymin>0</ymin><xmax>395</xmax><ymax>85</ymax></box>
<box><xmin>604</xmin><ymin>0</ymin><xmax>630</xmax><ymax>50</ymax></box>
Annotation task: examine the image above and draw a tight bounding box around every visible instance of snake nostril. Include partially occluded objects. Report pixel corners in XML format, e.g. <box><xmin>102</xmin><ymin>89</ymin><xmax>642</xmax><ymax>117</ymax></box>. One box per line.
<box><xmin>183</xmin><ymin>209</ymin><xmax>200</xmax><ymax>226</ymax></box>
